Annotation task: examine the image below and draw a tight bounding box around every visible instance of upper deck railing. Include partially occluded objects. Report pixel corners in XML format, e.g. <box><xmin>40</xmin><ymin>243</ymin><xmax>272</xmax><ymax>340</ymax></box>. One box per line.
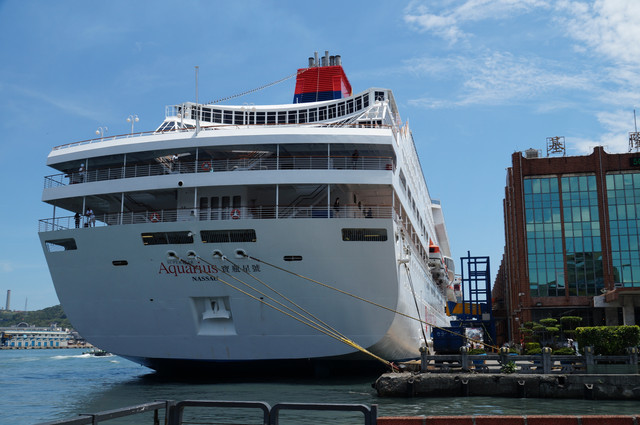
<box><xmin>38</xmin><ymin>205</ymin><xmax>394</xmax><ymax>232</ymax></box>
<box><xmin>44</xmin><ymin>156</ymin><xmax>395</xmax><ymax>189</ymax></box>
<box><xmin>50</xmin><ymin>121</ymin><xmax>394</xmax><ymax>152</ymax></box>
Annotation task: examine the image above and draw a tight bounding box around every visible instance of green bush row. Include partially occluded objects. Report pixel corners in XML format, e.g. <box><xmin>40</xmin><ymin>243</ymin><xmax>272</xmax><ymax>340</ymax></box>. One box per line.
<box><xmin>574</xmin><ymin>325</ymin><xmax>640</xmax><ymax>355</ymax></box>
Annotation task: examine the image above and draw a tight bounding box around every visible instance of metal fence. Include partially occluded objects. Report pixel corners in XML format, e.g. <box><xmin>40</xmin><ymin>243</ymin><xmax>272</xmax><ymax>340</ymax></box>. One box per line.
<box><xmin>418</xmin><ymin>346</ymin><xmax>639</xmax><ymax>375</ymax></box>
<box><xmin>36</xmin><ymin>400</ymin><xmax>378</xmax><ymax>425</ymax></box>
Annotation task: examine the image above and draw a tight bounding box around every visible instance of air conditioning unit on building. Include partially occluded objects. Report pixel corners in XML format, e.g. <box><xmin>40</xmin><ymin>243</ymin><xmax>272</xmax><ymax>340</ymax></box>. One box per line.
<box><xmin>524</xmin><ymin>148</ymin><xmax>540</xmax><ymax>159</ymax></box>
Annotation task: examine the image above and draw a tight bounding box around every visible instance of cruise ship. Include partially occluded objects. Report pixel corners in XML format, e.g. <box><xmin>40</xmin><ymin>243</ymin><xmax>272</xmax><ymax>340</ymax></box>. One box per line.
<box><xmin>39</xmin><ymin>52</ymin><xmax>454</xmax><ymax>375</ymax></box>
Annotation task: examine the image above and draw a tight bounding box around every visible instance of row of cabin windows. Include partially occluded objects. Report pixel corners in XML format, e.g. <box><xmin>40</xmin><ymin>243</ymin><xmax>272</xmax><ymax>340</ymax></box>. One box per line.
<box><xmin>398</xmin><ymin>170</ymin><xmax>429</xmax><ymax>246</ymax></box>
<box><xmin>45</xmin><ymin>228</ymin><xmax>388</xmax><ymax>253</ymax></box>
<box><xmin>189</xmin><ymin>94</ymin><xmax>371</xmax><ymax>125</ymax></box>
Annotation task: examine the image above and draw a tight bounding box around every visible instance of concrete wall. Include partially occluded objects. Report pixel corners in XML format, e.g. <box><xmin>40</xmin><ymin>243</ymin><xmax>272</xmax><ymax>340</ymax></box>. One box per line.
<box><xmin>379</xmin><ymin>415</ymin><xmax>639</xmax><ymax>425</ymax></box>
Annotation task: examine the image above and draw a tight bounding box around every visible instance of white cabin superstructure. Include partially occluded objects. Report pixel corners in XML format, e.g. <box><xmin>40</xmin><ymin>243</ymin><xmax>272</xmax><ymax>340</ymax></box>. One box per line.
<box><xmin>39</xmin><ymin>53</ymin><xmax>454</xmax><ymax>375</ymax></box>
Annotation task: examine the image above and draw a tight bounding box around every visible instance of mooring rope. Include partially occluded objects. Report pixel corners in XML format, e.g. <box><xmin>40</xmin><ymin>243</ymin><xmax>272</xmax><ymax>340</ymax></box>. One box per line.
<box><xmin>248</xmin><ymin>254</ymin><xmax>499</xmax><ymax>352</ymax></box>
<box><xmin>171</xmin><ymin>253</ymin><xmax>398</xmax><ymax>371</ymax></box>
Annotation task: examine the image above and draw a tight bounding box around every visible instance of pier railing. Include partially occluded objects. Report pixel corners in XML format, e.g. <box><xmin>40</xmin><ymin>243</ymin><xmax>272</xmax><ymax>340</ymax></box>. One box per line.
<box><xmin>417</xmin><ymin>346</ymin><xmax>639</xmax><ymax>375</ymax></box>
<box><xmin>36</xmin><ymin>400</ymin><xmax>378</xmax><ymax>425</ymax></box>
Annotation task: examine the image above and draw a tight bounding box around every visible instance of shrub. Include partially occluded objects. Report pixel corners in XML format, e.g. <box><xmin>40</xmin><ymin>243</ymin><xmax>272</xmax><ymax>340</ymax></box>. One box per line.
<box><xmin>525</xmin><ymin>342</ymin><xmax>540</xmax><ymax>351</ymax></box>
<box><xmin>575</xmin><ymin>325</ymin><xmax>640</xmax><ymax>355</ymax></box>
<box><xmin>553</xmin><ymin>347</ymin><xmax>575</xmax><ymax>355</ymax></box>
<box><xmin>501</xmin><ymin>361</ymin><xmax>517</xmax><ymax>374</ymax></box>
<box><xmin>539</xmin><ymin>318</ymin><xmax>558</xmax><ymax>327</ymax></box>
<box><xmin>468</xmin><ymin>348</ymin><xmax>486</xmax><ymax>355</ymax></box>
<box><xmin>526</xmin><ymin>348</ymin><xmax>542</xmax><ymax>355</ymax></box>
<box><xmin>560</xmin><ymin>316</ymin><xmax>582</xmax><ymax>329</ymax></box>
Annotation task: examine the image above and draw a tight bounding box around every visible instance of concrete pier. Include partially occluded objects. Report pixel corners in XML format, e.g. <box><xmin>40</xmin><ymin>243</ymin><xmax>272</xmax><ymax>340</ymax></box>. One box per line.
<box><xmin>374</xmin><ymin>372</ymin><xmax>640</xmax><ymax>400</ymax></box>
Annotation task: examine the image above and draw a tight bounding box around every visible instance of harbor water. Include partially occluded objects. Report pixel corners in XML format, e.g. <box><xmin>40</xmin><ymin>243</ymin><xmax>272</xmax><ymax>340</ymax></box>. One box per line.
<box><xmin>2</xmin><ymin>349</ymin><xmax>639</xmax><ymax>425</ymax></box>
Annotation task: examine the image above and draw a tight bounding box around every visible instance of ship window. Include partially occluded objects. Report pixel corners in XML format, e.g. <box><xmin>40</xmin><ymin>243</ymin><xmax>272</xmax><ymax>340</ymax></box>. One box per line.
<box><xmin>308</xmin><ymin>108</ymin><xmax>317</xmax><ymax>122</ymax></box>
<box><xmin>355</xmin><ymin>96</ymin><xmax>362</xmax><ymax>110</ymax></box>
<box><xmin>234</xmin><ymin>111</ymin><xmax>244</xmax><ymax>124</ymax></box>
<box><xmin>347</xmin><ymin>100</ymin><xmax>354</xmax><ymax>114</ymax></box>
<box><xmin>212</xmin><ymin>109</ymin><xmax>222</xmax><ymax>122</ymax></box>
<box><xmin>363</xmin><ymin>95</ymin><xmax>369</xmax><ymax>108</ymax></box>
<box><xmin>141</xmin><ymin>231</ymin><xmax>194</xmax><ymax>245</ymax></box>
<box><xmin>299</xmin><ymin>110</ymin><xmax>307</xmax><ymax>123</ymax></box>
<box><xmin>200</xmin><ymin>229</ymin><xmax>257</xmax><ymax>243</ymax></box>
<box><xmin>283</xmin><ymin>255</ymin><xmax>303</xmax><ymax>261</ymax></box>
<box><xmin>45</xmin><ymin>238</ymin><xmax>77</xmax><ymax>252</ymax></box>
<box><xmin>256</xmin><ymin>112</ymin><xmax>265</xmax><ymax>124</ymax></box>
<box><xmin>338</xmin><ymin>102</ymin><xmax>345</xmax><ymax>116</ymax></box>
<box><xmin>319</xmin><ymin>107</ymin><xmax>327</xmax><ymax>121</ymax></box>
<box><xmin>267</xmin><ymin>112</ymin><xmax>276</xmax><ymax>124</ymax></box>
<box><xmin>202</xmin><ymin>107</ymin><xmax>211</xmax><ymax>122</ymax></box>
<box><xmin>277</xmin><ymin>111</ymin><xmax>286</xmax><ymax>124</ymax></box>
<box><xmin>223</xmin><ymin>111</ymin><xmax>233</xmax><ymax>124</ymax></box>
<box><xmin>288</xmin><ymin>111</ymin><xmax>296</xmax><ymax>124</ymax></box>
<box><xmin>112</xmin><ymin>260</ymin><xmax>128</xmax><ymax>266</ymax></box>
<box><xmin>328</xmin><ymin>105</ymin><xmax>336</xmax><ymax>119</ymax></box>
<box><xmin>341</xmin><ymin>228</ymin><xmax>387</xmax><ymax>242</ymax></box>
<box><xmin>375</xmin><ymin>91</ymin><xmax>385</xmax><ymax>102</ymax></box>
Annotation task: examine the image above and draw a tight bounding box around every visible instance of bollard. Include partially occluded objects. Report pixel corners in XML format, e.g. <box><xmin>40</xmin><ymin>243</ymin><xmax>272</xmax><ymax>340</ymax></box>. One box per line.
<box><xmin>627</xmin><ymin>346</ymin><xmax>638</xmax><ymax>365</ymax></box>
<box><xmin>499</xmin><ymin>347</ymin><xmax>509</xmax><ymax>367</ymax></box>
<box><xmin>460</xmin><ymin>346</ymin><xmax>470</xmax><ymax>372</ymax></box>
<box><xmin>584</xmin><ymin>346</ymin><xmax>594</xmax><ymax>366</ymax></box>
<box><xmin>419</xmin><ymin>346</ymin><xmax>427</xmax><ymax>373</ymax></box>
<box><xmin>542</xmin><ymin>347</ymin><xmax>552</xmax><ymax>374</ymax></box>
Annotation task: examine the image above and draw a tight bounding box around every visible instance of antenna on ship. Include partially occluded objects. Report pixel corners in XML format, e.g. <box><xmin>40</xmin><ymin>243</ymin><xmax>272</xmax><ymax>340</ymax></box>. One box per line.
<box><xmin>195</xmin><ymin>66</ymin><xmax>200</xmax><ymax>134</ymax></box>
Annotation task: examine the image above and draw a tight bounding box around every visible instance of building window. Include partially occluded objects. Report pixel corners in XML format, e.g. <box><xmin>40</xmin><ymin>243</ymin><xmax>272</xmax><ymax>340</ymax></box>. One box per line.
<box><xmin>561</xmin><ymin>175</ymin><xmax>603</xmax><ymax>296</ymax></box>
<box><xmin>524</xmin><ymin>177</ymin><xmax>564</xmax><ymax>297</ymax></box>
<box><xmin>606</xmin><ymin>172</ymin><xmax>640</xmax><ymax>287</ymax></box>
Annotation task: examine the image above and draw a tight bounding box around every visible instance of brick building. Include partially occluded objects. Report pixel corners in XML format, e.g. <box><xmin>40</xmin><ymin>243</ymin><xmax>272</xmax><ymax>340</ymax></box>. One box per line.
<box><xmin>494</xmin><ymin>146</ymin><xmax>640</xmax><ymax>345</ymax></box>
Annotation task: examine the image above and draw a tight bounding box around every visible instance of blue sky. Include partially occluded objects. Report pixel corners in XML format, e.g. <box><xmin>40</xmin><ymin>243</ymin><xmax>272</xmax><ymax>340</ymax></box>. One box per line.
<box><xmin>1</xmin><ymin>0</ymin><xmax>638</xmax><ymax>311</ymax></box>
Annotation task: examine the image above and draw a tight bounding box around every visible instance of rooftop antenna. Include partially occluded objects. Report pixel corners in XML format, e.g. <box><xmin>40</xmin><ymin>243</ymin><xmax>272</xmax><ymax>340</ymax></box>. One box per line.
<box><xmin>629</xmin><ymin>108</ymin><xmax>640</xmax><ymax>152</ymax></box>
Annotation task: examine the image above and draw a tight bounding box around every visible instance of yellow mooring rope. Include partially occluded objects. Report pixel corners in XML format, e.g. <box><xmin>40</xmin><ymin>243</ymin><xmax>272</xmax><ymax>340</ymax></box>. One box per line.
<box><xmin>248</xmin><ymin>255</ymin><xmax>499</xmax><ymax>352</ymax></box>
<box><xmin>171</xmin><ymin>253</ymin><xmax>399</xmax><ymax>371</ymax></box>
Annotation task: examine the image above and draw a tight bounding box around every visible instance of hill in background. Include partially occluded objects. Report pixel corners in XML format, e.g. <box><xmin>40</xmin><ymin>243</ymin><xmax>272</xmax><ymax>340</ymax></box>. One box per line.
<box><xmin>0</xmin><ymin>305</ymin><xmax>72</xmax><ymax>329</ymax></box>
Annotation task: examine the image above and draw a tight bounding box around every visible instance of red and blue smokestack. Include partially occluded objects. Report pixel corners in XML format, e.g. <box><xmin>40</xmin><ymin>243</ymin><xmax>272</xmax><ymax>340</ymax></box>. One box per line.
<box><xmin>294</xmin><ymin>51</ymin><xmax>352</xmax><ymax>104</ymax></box>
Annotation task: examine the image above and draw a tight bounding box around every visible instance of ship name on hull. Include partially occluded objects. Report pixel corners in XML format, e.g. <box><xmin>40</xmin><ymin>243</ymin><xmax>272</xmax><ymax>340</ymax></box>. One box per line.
<box><xmin>158</xmin><ymin>261</ymin><xmax>261</xmax><ymax>281</ymax></box>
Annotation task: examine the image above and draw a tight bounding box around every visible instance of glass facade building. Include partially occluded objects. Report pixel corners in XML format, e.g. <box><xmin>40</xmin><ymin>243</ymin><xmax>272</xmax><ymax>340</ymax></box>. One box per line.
<box><xmin>495</xmin><ymin>147</ymin><xmax>640</xmax><ymax>345</ymax></box>
<box><xmin>606</xmin><ymin>172</ymin><xmax>640</xmax><ymax>287</ymax></box>
<box><xmin>524</xmin><ymin>175</ymin><xmax>604</xmax><ymax>298</ymax></box>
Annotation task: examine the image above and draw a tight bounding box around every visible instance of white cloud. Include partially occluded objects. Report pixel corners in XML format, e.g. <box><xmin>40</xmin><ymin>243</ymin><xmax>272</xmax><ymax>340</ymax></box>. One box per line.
<box><xmin>569</xmin><ymin>110</ymin><xmax>634</xmax><ymax>154</ymax></box>
<box><xmin>558</xmin><ymin>0</ymin><xmax>640</xmax><ymax>67</ymax></box>
<box><xmin>407</xmin><ymin>52</ymin><xmax>593</xmax><ymax>108</ymax></box>
<box><xmin>403</xmin><ymin>0</ymin><xmax>550</xmax><ymax>43</ymax></box>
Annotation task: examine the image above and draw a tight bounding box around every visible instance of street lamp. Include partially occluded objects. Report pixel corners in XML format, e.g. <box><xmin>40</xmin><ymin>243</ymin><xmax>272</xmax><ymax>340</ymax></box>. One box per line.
<box><xmin>95</xmin><ymin>126</ymin><xmax>108</xmax><ymax>140</ymax></box>
<box><xmin>126</xmin><ymin>115</ymin><xmax>139</xmax><ymax>135</ymax></box>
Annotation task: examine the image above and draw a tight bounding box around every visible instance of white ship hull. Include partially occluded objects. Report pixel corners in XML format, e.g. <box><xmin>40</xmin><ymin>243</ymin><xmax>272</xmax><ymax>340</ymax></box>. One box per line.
<box><xmin>41</xmin><ymin>217</ymin><xmax>448</xmax><ymax>373</ymax></box>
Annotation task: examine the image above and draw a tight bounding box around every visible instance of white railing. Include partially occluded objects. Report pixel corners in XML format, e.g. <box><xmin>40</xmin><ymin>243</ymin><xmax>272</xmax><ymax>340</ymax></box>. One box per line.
<box><xmin>43</xmin><ymin>156</ymin><xmax>394</xmax><ymax>189</ymax></box>
<box><xmin>38</xmin><ymin>205</ymin><xmax>394</xmax><ymax>232</ymax></box>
